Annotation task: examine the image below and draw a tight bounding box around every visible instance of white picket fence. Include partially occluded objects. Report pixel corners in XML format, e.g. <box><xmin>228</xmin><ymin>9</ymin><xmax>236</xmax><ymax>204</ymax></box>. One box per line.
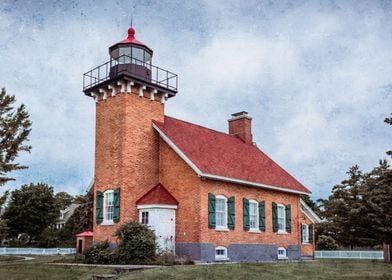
<box><xmin>0</xmin><ymin>247</ymin><xmax>76</xmax><ymax>255</ymax></box>
<box><xmin>315</xmin><ymin>250</ymin><xmax>383</xmax><ymax>260</ymax></box>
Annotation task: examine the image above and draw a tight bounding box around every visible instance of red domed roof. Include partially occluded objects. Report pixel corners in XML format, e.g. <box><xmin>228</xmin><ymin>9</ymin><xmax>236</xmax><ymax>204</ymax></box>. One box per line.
<box><xmin>109</xmin><ymin>26</ymin><xmax>153</xmax><ymax>53</ymax></box>
<box><xmin>76</xmin><ymin>230</ymin><xmax>93</xmax><ymax>237</ymax></box>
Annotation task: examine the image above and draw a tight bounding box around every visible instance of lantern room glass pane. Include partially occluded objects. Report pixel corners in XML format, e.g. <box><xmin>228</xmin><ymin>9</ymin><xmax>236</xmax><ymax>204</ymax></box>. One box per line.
<box><xmin>119</xmin><ymin>47</ymin><xmax>132</xmax><ymax>64</ymax></box>
<box><xmin>110</xmin><ymin>48</ymin><xmax>119</xmax><ymax>60</ymax></box>
<box><xmin>132</xmin><ymin>47</ymin><xmax>144</xmax><ymax>64</ymax></box>
<box><xmin>144</xmin><ymin>51</ymin><xmax>152</xmax><ymax>65</ymax></box>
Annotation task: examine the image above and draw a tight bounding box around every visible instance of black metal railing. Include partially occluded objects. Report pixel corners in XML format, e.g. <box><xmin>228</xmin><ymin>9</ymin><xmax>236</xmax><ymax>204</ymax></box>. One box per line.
<box><xmin>83</xmin><ymin>55</ymin><xmax>178</xmax><ymax>92</ymax></box>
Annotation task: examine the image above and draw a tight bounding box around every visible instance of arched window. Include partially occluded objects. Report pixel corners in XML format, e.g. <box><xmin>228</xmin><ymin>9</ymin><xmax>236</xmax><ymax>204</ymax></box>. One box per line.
<box><xmin>215</xmin><ymin>246</ymin><xmax>228</xmax><ymax>261</ymax></box>
<box><xmin>277</xmin><ymin>247</ymin><xmax>287</xmax><ymax>259</ymax></box>
<box><xmin>215</xmin><ymin>195</ymin><xmax>228</xmax><ymax>229</ymax></box>
<box><xmin>249</xmin><ymin>200</ymin><xmax>259</xmax><ymax>231</ymax></box>
<box><xmin>103</xmin><ymin>190</ymin><xmax>114</xmax><ymax>223</ymax></box>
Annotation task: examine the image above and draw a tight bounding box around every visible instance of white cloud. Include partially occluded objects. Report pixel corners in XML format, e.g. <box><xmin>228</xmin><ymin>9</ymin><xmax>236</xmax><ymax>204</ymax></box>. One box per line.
<box><xmin>0</xmin><ymin>0</ymin><xmax>391</xmax><ymax>199</ymax></box>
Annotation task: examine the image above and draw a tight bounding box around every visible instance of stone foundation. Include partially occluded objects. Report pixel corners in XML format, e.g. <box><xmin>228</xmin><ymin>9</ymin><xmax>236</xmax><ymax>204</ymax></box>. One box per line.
<box><xmin>176</xmin><ymin>242</ymin><xmax>301</xmax><ymax>263</ymax></box>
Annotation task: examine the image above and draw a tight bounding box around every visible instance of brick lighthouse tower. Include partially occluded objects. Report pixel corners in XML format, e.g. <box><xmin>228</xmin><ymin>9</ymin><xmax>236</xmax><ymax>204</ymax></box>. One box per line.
<box><xmin>83</xmin><ymin>26</ymin><xmax>178</xmax><ymax>242</ymax></box>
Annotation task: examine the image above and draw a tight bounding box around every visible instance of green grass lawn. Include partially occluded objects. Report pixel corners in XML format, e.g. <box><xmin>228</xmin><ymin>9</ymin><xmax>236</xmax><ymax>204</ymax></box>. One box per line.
<box><xmin>119</xmin><ymin>260</ymin><xmax>392</xmax><ymax>280</ymax></box>
<box><xmin>0</xmin><ymin>255</ymin><xmax>113</xmax><ymax>280</ymax></box>
<box><xmin>0</xmin><ymin>256</ymin><xmax>391</xmax><ymax>280</ymax></box>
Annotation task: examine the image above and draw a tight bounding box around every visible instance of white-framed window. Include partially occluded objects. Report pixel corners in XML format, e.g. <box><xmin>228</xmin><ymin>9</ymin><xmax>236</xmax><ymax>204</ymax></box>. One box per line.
<box><xmin>215</xmin><ymin>246</ymin><xmax>229</xmax><ymax>261</ymax></box>
<box><xmin>141</xmin><ymin>211</ymin><xmax>149</xmax><ymax>225</ymax></box>
<box><xmin>215</xmin><ymin>195</ymin><xmax>228</xmax><ymax>229</ymax></box>
<box><xmin>103</xmin><ymin>190</ymin><xmax>114</xmax><ymax>223</ymax></box>
<box><xmin>249</xmin><ymin>200</ymin><xmax>259</xmax><ymax>231</ymax></box>
<box><xmin>277</xmin><ymin>204</ymin><xmax>286</xmax><ymax>233</ymax></box>
<box><xmin>277</xmin><ymin>247</ymin><xmax>287</xmax><ymax>259</ymax></box>
<box><xmin>302</xmin><ymin>224</ymin><xmax>309</xmax><ymax>243</ymax></box>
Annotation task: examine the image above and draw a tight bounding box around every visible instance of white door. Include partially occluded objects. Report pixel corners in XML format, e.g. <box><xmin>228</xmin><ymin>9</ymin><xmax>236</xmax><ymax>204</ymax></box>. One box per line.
<box><xmin>139</xmin><ymin>207</ymin><xmax>176</xmax><ymax>253</ymax></box>
<box><xmin>154</xmin><ymin>209</ymin><xmax>175</xmax><ymax>252</ymax></box>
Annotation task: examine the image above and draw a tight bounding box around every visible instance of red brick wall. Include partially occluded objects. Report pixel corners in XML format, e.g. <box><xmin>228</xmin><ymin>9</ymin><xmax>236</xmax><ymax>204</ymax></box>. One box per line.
<box><xmin>93</xmin><ymin>85</ymin><xmax>163</xmax><ymax>243</ymax></box>
<box><xmin>299</xmin><ymin>213</ymin><xmax>315</xmax><ymax>256</ymax></box>
<box><xmin>159</xmin><ymin>140</ymin><xmax>303</xmax><ymax>248</ymax></box>
<box><xmin>384</xmin><ymin>243</ymin><xmax>390</xmax><ymax>263</ymax></box>
<box><xmin>199</xmin><ymin>180</ymin><xmax>301</xmax><ymax>247</ymax></box>
<box><xmin>158</xmin><ymin>139</ymin><xmax>202</xmax><ymax>243</ymax></box>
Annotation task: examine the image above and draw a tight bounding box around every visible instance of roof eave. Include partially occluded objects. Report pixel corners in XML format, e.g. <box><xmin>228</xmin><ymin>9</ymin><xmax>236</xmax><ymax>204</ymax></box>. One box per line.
<box><xmin>153</xmin><ymin>122</ymin><xmax>311</xmax><ymax>196</ymax></box>
<box><xmin>300</xmin><ymin>199</ymin><xmax>323</xmax><ymax>223</ymax></box>
<box><xmin>201</xmin><ymin>173</ymin><xmax>311</xmax><ymax>195</ymax></box>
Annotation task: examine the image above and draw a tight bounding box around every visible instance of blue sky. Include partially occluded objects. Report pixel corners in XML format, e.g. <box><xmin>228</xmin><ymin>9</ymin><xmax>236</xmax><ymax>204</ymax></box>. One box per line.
<box><xmin>0</xmin><ymin>0</ymin><xmax>391</xmax><ymax>199</ymax></box>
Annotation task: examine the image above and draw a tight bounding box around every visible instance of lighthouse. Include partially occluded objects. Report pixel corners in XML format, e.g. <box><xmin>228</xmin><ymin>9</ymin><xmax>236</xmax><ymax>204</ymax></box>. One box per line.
<box><xmin>83</xmin><ymin>26</ymin><xmax>178</xmax><ymax>243</ymax></box>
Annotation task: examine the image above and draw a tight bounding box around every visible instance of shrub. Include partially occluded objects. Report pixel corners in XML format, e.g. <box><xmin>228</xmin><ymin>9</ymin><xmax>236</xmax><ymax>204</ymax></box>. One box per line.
<box><xmin>316</xmin><ymin>235</ymin><xmax>338</xmax><ymax>250</ymax></box>
<box><xmin>114</xmin><ymin>221</ymin><xmax>156</xmax><ymax>264</ymax></box>
<box><xmin>83</xmin><ymin>241</ymin><xmax>114</xmax><ymax>264</ymax></box>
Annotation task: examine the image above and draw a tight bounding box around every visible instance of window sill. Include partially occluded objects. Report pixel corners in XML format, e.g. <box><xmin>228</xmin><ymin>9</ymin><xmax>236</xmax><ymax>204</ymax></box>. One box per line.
<box><xmin>277</xmin><ymin>231</ymin><xmax>288</xmax><ymax>235</ymax></box>
<box><xmin>302</xmin><ymin>242</ymin><xmax>311</xmax><ymax>245</ymax></box>
<box><xmin>100</xmin><ymin>221</ymin><xmax>114</xmax><ymax>226</ymax></box>
<box><xmin>215</xmin><ymin>227</ymin><xmax>229</xmax><ymax>232</ymax></box>
<box><xmin>249</xmin><ymin>229</ymin><xmax>261</xmax><ymax>233</ymax></box>
<box><xmin>277</xmin><ymin>256</ymin><xmax>288</xmax><ymax>260</ymax></box>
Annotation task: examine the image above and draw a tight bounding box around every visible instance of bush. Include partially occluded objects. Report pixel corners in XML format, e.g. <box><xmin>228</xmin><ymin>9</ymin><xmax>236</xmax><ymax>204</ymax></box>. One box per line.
<box><xmin>83</xmin><ymin>241</ymin><xmax>114</xmax><ymax>264</ymax></box>
<box><xmin>114</xmin><ymin>221</ymin><xmax>156</xmax><ymax>264</ymax></box>
<box><xmin>316</xmin><ymin>235</ymin><xmax>338</xmax><ymax>250</ymax></box>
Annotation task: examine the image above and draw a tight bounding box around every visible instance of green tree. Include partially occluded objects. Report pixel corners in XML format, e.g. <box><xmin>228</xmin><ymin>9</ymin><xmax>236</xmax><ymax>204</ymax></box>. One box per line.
<box><xmin>363</xmin><ymin>113</ymin><xmax>392</xmax><ymax>243</ymax></box>
<box><xmin>0</xmin><ymin>190</ymin><xmax>9</xmax><ymax>214</ymax></box>
<box><xmin>3</xmin><ymin>183</ymin><xmax>59</xmax><ymax>244</ymax></box>
<box><xmin>0</xmin><ymin>88</ymin><xmax>32</xmax><ymax>186</ymax></box>
<box><xmin>364</xmin><ymin>160</ymin><xmax>392</xmax><ymax>244</ymax></box>
<box><xmin>320</xmin><ymin>113</ymin><xmax>392</xmax><ymax>248</ymax></box>
<box><xmin>55</xmin><ymin>191</ymin><xmax>74</xmax><ymax>210</ymax></box>
<box><xmin>316</xmin><ymin>235</ymin><xmax>338</xmax><ymax>250</ymax></box>
<box><xmin>0</xmin><ymin>191</ymin><xmax>9</xmax><ymax>244</ymax></box>
<box><xmin>321</xmin><ymin>165</ymin><xmax>376</xmax><ymax>247</ymax></box>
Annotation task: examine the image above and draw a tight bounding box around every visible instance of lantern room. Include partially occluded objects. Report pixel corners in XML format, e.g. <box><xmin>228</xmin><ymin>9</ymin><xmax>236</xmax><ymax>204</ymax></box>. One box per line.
<box><xmin>108</xmin><ymin>27</ymin><xmax>153</xmax><ymax>81</ymax></box>
<box><xmin>109</xmin><ymin>27</ymin><xmax>153</xmax><ymax>64</ymax></box>
<box><xmin>83</xmin><ymin>25</ymin><xmax>177</xmax><ymax>99</ymax></box>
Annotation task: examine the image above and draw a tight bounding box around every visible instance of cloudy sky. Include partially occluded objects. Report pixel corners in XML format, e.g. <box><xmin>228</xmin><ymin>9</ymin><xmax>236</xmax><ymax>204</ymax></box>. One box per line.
<box><xmin>0</xmin><ymin>0</ymin><xmax>391</xmax><ymax>199</ymax></box>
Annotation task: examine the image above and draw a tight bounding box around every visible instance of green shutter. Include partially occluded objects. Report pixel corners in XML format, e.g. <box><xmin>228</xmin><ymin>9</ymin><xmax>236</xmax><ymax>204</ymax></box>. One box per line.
<box><xmin>285</xmin><ymin>204</ymin><xmax>291</xmax><ymax>233</ymax></box>
<box><xmin>272</xmin><ymin>202</ymin><xmax>278</xmax><ymax>232</ymax></box>
<box><xmin>259</xmin><ymin>201</ymin><xmax>266</xmax><ymax>232</ymax></box>
<box><xmin>228</xmin><ymin>196</ymin><xmax>235</xmax><ymax>230</ymax></box>
<box><xmin>301</xmin><ymin>224</ymin><xmax>304</xmax><ymax>243</ymax></box>
<box><xmin>309</xmin><ymin>224</ymin><xmax>314</xmax><ymax>243</ymax></box>
<box><xmin>96</xmin><ymin>191</ymin><xmax>103</xmax><ymax>224</ymax></box>
<box><xmin>113</xmin><ymin>188</ymin><xmax>120</xmax><ymax>223</ymax></box>
<box><xmin>208</xmin><ymin>193</ymin><xmax>216</xmax><ymax>229</ymax></box>
<box><xmin>243</xmin><ymin>198</ymin><xmax>250</xmax><ymax>230</ymax></box>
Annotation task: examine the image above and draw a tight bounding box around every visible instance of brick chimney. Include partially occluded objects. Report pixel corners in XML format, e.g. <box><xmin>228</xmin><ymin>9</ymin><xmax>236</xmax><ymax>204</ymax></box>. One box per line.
<box><xmin>228</xmin><ymin>111</ymin><xmax>253</xmax><ymax>145</ymax></box>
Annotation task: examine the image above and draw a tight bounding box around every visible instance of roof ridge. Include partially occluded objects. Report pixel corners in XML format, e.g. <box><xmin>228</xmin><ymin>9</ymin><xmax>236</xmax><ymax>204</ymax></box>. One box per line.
<box><xmin>164</xmin><ymin>115</ymin><xmax>246</xmax><ymax>142</ymax></box>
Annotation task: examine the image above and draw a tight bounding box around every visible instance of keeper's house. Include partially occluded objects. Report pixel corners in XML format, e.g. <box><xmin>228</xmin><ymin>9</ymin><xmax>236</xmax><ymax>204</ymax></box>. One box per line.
<box><xmin>83</xmin><ymin>25</ymin><xmax>321</xmax><ymax>262</ymax></box>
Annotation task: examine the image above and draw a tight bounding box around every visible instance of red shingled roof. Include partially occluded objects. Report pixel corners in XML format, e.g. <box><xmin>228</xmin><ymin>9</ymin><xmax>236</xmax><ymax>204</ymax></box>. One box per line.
<box><xmin>153</xmin><ymin>116</ymin><xmax>311</xmax><ymax>194</ymax></box>
<box><xmin>136</xmin><ymin>183</ymin><xmax>179</xmax><ymax>205</ymax></box>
